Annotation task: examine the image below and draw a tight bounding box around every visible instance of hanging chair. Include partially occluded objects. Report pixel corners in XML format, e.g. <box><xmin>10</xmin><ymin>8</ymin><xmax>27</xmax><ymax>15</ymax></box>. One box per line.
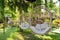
<box><xmin>29</xmin><ymin>5</ymin><xmax>52</xmax><ymax>35</ymax></box>
<box><xmin>20</xmin><ymin>13</ymin><xmax>30</xmax><ymax>29</ymax></box>
<box><xmin>20</xmin><ymin>22</ymin><xmax>30</xmax><ymax>29</ymax></box>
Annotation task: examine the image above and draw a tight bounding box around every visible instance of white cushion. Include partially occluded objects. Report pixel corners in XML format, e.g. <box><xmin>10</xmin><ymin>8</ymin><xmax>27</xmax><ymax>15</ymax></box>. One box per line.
<box><xmin>40</xmin><ymin>22</ymin><xmax>48</xmax><ymax>29</ymax></box>
<box><xmin>30</xmin><ymin>26</ymin><xmax>51</xmax><ymax>34</ymax></box>
<box><xmin>20</xmin><ymin>22</ymin><xmax>30</xmax><ymax>29</ymax></box>
<box><xmin>30</xmin><ymin>26</ymin><xmax>41</xmax><ymax>34</ymax></box>
<box><xmin>35</xmin><ymin>24</ymin><xmax>41</xmax><ymax>30</ymax></box>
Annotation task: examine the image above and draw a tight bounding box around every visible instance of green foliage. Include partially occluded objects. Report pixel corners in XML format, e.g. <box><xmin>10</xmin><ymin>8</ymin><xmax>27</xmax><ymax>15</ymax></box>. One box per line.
<box><xmin>0</xmin><ymin>0</ymin><xmax>59</xmax><ymax>23</ymax></box>
<box><xmin>36</xmin><ymin>0</ymin><xmax>42</xmax><ymax>5</ymax></box>
<box><xmin>7</xmin><ymin>0</ymin><xmax>16</xmax><ymax>11</ymax></box>
<box><xmin>58</xmin><ymin>0</ymin><xmax>60</xmax><ymax>1</ymax></box>
<box><xmin>22</xmin><ymin>2</ymin><xmax>29</xmax><ymax>12</ymax></box>
<box><xmin>0</xmin><ymin>0</ymin><xmax>5</xmax><ymax>23</ymax></box>
<box><xmin>26</xmin><ymin>0</ymin><xmax>36</xmax><ymax>3</ymax></box>
<box><xmin>0</xmin><ymin>27</ymin><xmax>60</xmax><ymax>40</ymax></box>
<box><xmin>48</xmin><ymin>0</ymin><xmax>55</xmax><ymax>10</ymax></box>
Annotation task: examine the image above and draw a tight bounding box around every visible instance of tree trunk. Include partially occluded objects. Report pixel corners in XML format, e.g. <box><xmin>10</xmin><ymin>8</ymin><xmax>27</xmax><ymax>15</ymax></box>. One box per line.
<box><xmin>1</xmin><ymin>0</ymin><xmax>5</xmax><ymax>34</ymax></box>
<box><xmin>19</xmin><ymin>0</ymin><xmax>23</xmax><ymax>32</ymax></box>
<box><xmin>57</xmin><ymin>0</ymin><xmax>60</xmax><ymax>15</ymax></box>
<box><xmin>45</xmin><ymin>0</ymin><xmax>47</xmax><ymax>7</ymax></box>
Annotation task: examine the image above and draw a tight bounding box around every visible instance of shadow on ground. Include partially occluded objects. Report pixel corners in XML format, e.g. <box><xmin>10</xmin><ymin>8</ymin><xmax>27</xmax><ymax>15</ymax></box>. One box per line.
<box><xmin>0</xmin><ymin>27</ymin><xmax>60</xmax><ymax>40</ymax></box>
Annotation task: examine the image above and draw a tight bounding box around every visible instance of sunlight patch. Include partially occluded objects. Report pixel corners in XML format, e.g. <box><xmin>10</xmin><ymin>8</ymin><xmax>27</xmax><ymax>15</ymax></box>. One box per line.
<box><xmin>52</xmin><ymin>28</ymin><xmax>60</xmax><ymax>34</ymax></box>
<box><xmin>7</xmin><ymin>38</ymin><xmax>14</xmax><ymax>40</ymax></box>
<box><xmin>10</xmin><ymin>32</ymin><xmax>24</xmax><ymax>40</ymax></box>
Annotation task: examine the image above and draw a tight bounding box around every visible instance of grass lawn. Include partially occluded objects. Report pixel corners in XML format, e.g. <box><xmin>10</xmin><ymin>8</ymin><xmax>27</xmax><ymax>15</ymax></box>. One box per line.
<box><xmin>0</xmin><ymin>27</ymin><xmax>60</xmax><ymax>40</ymax></box>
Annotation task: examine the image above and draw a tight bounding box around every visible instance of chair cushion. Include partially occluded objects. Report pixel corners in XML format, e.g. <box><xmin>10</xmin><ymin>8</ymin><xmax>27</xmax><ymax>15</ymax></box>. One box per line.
<box><xmin>35</xmin><ymin>24</ymin><xmax>41</xmax><ymax>30</ymax></box>
<box><xmin>40</xmin><ymin>22</ymin><xmax>48</xmax><ymax>29</ymax></box>
<box><xmin>30</xmin><ymin>26</ymin><xmax>51</xmax><ymax>34</ymax></box>
<box><xmin>20</xmin><ymin>22</ymin><xmax>30</xmax><ymax>29</ymax></box>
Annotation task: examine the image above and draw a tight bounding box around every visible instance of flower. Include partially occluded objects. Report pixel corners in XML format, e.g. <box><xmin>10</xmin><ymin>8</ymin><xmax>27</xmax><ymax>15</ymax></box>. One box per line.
<box><xmin>53</xmin><ymin>19</ymin><xmax>60</xmax><ymax>26</ymax></box>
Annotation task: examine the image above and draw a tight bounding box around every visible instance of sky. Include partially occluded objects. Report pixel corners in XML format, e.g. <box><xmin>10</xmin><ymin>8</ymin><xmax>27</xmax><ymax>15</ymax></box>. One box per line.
<box><xmin>53</xmin><ymin>0</ymin><xmax>59</xmax><ymax>6</ymax></box>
